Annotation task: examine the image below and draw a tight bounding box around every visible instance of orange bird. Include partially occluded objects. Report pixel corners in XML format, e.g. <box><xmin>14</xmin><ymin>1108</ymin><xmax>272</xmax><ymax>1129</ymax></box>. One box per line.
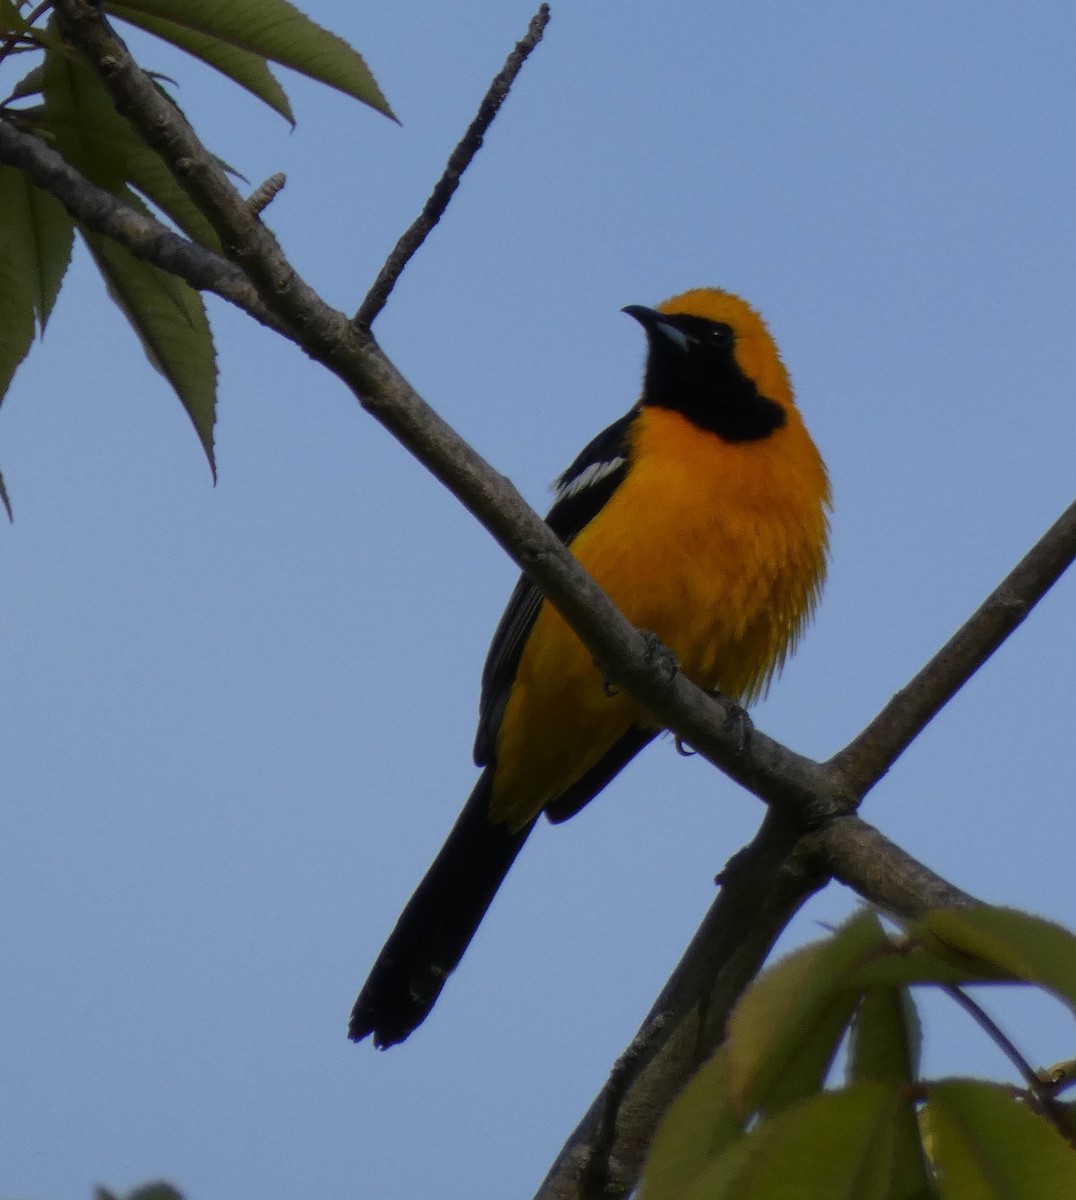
<box><xmin>351</xmin><ymin>288</ymin><xmax>830</xmax><ymax>1046</ymax></box>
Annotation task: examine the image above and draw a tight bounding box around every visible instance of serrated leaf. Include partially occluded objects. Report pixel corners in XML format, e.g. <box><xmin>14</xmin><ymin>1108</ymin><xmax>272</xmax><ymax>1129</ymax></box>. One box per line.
<box><xmin>103</xmin><ymin>0</ymin><xmax>394</xmax><ymax>119</ymax></box>
<box><xmin>0</xmin><ymin>249</ymin><xmax>36</xmax><ymax>403</ymax></box>
<box><xmin>40</xmin><ymin>37</ymin><xmax>132</xmax><ymax>189</ymax></box>
<box><xmin>848</xmin><ymin>990</ymin><xmax>933</xmax><ymax>1195</ymax></box>
<box><xmin>725</xmin><ymin>910</ymin><xmax>889</xmax><ymax>1118</ymax></box>
<box><xmin>38</xmin><ymin>38</ymin><xmax>221</xmax><ymax>251</ymax></box>
<box><xmin>849</xmin><ymin>987</ymin><xmax>922</xmax><ymax>1086</ymax></box>
<box><xmin>640</xmin><ymin>1046</ymin><xmax>745</xmax><ymax>1200</ymax></box>
<box><xmin>106</xmin><ymin>6</ymin><xmax>294</xmax><ymax>123</ymax></box>
<box><xmin>920</xmin><ymin>908</ymin><xmax>1076</xmax><ymax>1016</ymax></box>
<box><xmin>123</xmin><ymin>139</ymin><xmax>222</xmax><ymax>251</ymax></box>
<box><xmin>0</xmin><ymin>163</ymin><xmax>75</xmax><ymax>330</ymax></box>
<box><xmin>682</xmin><ymin>1084</ymin><xmax>907</xmax><ymax>1200</ymax></box>
<box><xmin>848</xmin><ymin>943</ymin><xmax>1006</xmax><ymax>991</ymax></box>
<box><xmin>925</xmin><ymin>1079</ymin><xmax>1076</xmax><ymax>1196</ymax></box>
<box><xmin>83</xmin><ymin>204</ymin><xmax>216</xmax><ymax>476</ymax></box>
<box><xmin>0</xmin><ymin>0</ymin><xmax>29</xmax><ymax>36</ymax></box>
<box><xmin>7</xmin><ymin>61</ymin><xmax>46</xmax><ymax>103</ymax></box>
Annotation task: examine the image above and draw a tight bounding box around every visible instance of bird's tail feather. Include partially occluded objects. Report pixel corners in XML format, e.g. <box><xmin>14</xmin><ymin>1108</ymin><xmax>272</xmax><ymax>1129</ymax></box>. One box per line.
<box><xmin>349</xmin><ymin>768</ymin><xmax>534</xmax><ymax>1047</ymax></box>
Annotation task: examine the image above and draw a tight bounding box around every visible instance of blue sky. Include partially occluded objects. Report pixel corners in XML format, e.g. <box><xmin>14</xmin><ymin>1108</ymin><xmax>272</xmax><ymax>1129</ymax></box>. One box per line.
<box><xmin>3</xmin><ymin>3</ymin><xmax>1076</xmax><ymax>1197</ymax></box>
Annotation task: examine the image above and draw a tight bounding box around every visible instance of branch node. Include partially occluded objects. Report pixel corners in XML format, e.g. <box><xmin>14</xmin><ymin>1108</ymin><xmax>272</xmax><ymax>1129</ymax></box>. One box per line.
<box><xmin>247</xmin><ymin>171</ymin><xmax>286</xmax><ymax>216</ymax></box>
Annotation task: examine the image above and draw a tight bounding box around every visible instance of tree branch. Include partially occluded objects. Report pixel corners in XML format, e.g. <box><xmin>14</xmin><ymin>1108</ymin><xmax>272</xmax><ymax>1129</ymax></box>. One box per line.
<box><xmin>536</xmin><ymin>810</ymin><xmax>829</xmax><ymax>1200</ymax></box>
<box><xmin>355</xmin><ymin>4</ymin><xmax>550</xmax><ymax>327</ymax></box>
<box><xmin>532</xmin><ymin>809</ymin><xmax>980</xmax><ymax>1200</ymax></box>
<box><xmin>829</xmin><ymin>496</ymin><xmax>1076</xmax><ymax>796</ymax></box>
<box><xmin>816</xmin><ymin>814</ymin><xmax>978</xmax><ymax>915</ymax></box>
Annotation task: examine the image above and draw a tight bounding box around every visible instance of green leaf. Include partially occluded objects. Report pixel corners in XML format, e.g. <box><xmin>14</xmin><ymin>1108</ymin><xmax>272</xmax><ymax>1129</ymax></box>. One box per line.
<box><xmin>847</xmin><ymin>943</ymin><xmax>1005</xmax><ymax>991</ymax></box>
<box><xmin>640</xmin><ymin>1046</ymin><xmax>746</xmax><ymax>1200</ymax></box>
<box><xmin>724</xmin><ymin>910</ymin><xmax>889</xmax><ymax>1118</ymax></box>
<box><xmin>106</xmin><ymin>6</ymin><xmax>294</xmax><ymax>124</ymax></box>
<box><xmin>83</xmin><ymin>200</ymin><xmax>217</xmax><ymax>476</ymax></box>
<box><xmin>0</xmin><ymin>163</ymin><xmax>75</xmax><ymax>330</ymax></box>
<box><xmin>848</xmin><ymin>990</ymin><xmax>933</xmax><ymax>1196</ymax></box>
<box><xmin>95</xmin><ymin>1187</ymin><xmax>184</xmax><ymax>1200</ymax></box>
<box><xmin>40</xmin><ymin>37</ymin><xmax>134</xmax><ymax>190</ymax></box>
<box><xmin>38</xmin><ymin>37</ymin><xmax>222</xmax><ymax>251</ymax></box>
<box><xmin>0</xmin><ymin>0</ymin><xmax>29</xmax><ymax>36</ymax></box>
<box><xmin>7</xmin><ymin>61</ymin><xmax>46</xmax><ymax>103</ymax></box>
<box><xmin>0</xmin><ymin>468</ymin><xmax>11</xmax><ymax>522</ymax></box>
<box><xmin>682</xmin><ymin>1084</ymin><xmax>909</xmax><ymax>1200</ymax></box>
<box><xmin>38</xmin><ymin>35</ymin><xmax>223</xmax><ymax>234</ymax></box>
<box><xmin>122</xmin><ymin>138</ymin><xmax>223</xmax><ymax>251</ymax></box>
<box><xmin>124</xmin><ymin>1183</ymin><xmax>185</xmax><ymax>1200</ymax></box>
<box><xmin>103</xmin><ymin>0</ymin><xmax>394</xmax><ymax>119</ymax></box>
<box><xmin>849</xmin><ymin>987</ymin><xmax>922</xmax><ymax>1086</ymax></box>
<box><xmin>0</xmin><ymin>248</ymin><xmax>36</xmax><ymax>404</ymax></box>
<box><xmin>920</xmin><ymin>908</ymin><xmax>1076</xmax><ymax>1016</ymax></box>
<box><xmin>925</xmin><ymin>1080</ymin><xmax>1076</xmax><ymax>1196</ymax></box>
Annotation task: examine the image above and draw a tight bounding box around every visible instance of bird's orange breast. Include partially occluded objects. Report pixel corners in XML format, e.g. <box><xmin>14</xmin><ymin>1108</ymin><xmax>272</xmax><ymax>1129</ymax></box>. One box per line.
<box><xmin>489</xmin><ymin>403</ymin><xmax>830</xmax><ymax>830</ymax></box>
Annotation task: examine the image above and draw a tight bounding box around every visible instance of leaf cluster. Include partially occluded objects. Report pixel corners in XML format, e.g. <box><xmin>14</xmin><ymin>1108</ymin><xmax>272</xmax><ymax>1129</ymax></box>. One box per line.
<box><xmin>640</xmin><ymin>907</ymin><xmax>1076</xmax><ymax>1199</ymax></box>
<box><xmin>0</xmin><ymin>0</ymin><xmax>393</xmax><ymax>501</ymax></box>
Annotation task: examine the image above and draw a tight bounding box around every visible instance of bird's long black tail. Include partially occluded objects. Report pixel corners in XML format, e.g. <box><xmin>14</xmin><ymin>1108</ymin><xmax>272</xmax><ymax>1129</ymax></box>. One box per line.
<box><xmin>349</xmin><ymin>768</ymin><xmax>534</xmax><ymax>1047</ymax></box>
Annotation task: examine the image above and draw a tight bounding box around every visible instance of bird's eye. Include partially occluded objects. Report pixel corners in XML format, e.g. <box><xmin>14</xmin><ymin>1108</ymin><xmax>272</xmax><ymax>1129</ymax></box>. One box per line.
<box><xmin>707</xmin><ymin>324</ymin><xmax>733</xmax><ymax>348</ymax></box>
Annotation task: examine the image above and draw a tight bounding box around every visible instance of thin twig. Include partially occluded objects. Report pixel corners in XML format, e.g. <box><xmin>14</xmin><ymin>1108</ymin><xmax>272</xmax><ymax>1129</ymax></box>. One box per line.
<box><xmin>354</xmin><ymin>4</ymin><xmax>550</xmax><ymax>327</ymax></box>
<box><xmin>943</xmin><ymin>985</ymin><xmax>1076</xmax><ymax>1147</ymax></box>
<box><xmin>0</xmin><ymin>0</ymin><xmax>52</xmax><ymax>72</ymax></box>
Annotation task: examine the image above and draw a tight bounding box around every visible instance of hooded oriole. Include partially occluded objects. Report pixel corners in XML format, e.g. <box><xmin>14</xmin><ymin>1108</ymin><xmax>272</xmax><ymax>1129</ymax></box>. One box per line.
<box><xmin>350</xmin><ymin>288</ymin><xmax>830</xmax><ymax>1047</ymax></box>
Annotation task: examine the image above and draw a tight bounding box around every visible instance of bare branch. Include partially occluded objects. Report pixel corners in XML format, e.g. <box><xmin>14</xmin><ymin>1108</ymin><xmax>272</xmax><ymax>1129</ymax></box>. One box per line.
<box><xmin>943</xmin><ymin>985</ymin><xmax>1076</xmax><ymax>1147</ymax></box>
<box><xmin>830</xmin><ymin>497</ymin><xmax>1076</xmax><ymax>796</ymax></box>
<box><xmin>355</xmin><ymin>4</ymin><xmax>551</xmax><ymax>327</ymax></box>
<box><xmin>0</xmin><ymin>116</ymin><xmax>288</xmax><ymax>334</ymax></box>
<box><xmin>816</xmin><ymin>815</ymin><xmax>978</xmax><ymax>916</ymax></box>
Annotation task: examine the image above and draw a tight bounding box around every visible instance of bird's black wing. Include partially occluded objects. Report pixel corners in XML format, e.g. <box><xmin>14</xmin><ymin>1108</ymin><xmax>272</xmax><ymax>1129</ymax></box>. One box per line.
<box><xmin>472</xmin><ymin>408</ymin><xmax>638</xmax><ymax>766</ymax></box>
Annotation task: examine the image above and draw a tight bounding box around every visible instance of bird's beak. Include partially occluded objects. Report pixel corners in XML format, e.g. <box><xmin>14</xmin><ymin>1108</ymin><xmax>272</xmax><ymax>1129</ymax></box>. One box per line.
<box><xmin>621</xmin><ymin>305</ymin><xmax>691</xmax><ymax>351</ymax></box>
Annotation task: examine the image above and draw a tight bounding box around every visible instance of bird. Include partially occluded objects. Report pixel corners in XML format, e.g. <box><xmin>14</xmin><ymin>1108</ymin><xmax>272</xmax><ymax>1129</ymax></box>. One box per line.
<box><xmin>350</xmin><ymin>287</ymin><xmax>831</xmax><ymax>1047</ymax></box>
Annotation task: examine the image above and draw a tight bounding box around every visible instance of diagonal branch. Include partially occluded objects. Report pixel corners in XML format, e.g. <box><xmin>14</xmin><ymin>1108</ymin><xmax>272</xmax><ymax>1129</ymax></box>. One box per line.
<box><xmin>533</xmin><ymin>812</ymin><xmax>979</xmax><ymax>1200</ymax></box>
<box><xmin>830</xmin><ymin>496</ymin><xmax>1076</xmax><ymax>796</ymax></box>
<box><xmin>355</xmin><ymin>4</ymin><xmax>550</xmax><ymax>327</ymax></box>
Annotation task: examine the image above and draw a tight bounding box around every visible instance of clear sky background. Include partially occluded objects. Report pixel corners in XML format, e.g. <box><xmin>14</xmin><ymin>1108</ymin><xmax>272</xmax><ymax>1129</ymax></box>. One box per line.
<box><xmin>4</xmin><ymin>3</ymin><xmax>1076</xmax><ymax>1197</ymax></box>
